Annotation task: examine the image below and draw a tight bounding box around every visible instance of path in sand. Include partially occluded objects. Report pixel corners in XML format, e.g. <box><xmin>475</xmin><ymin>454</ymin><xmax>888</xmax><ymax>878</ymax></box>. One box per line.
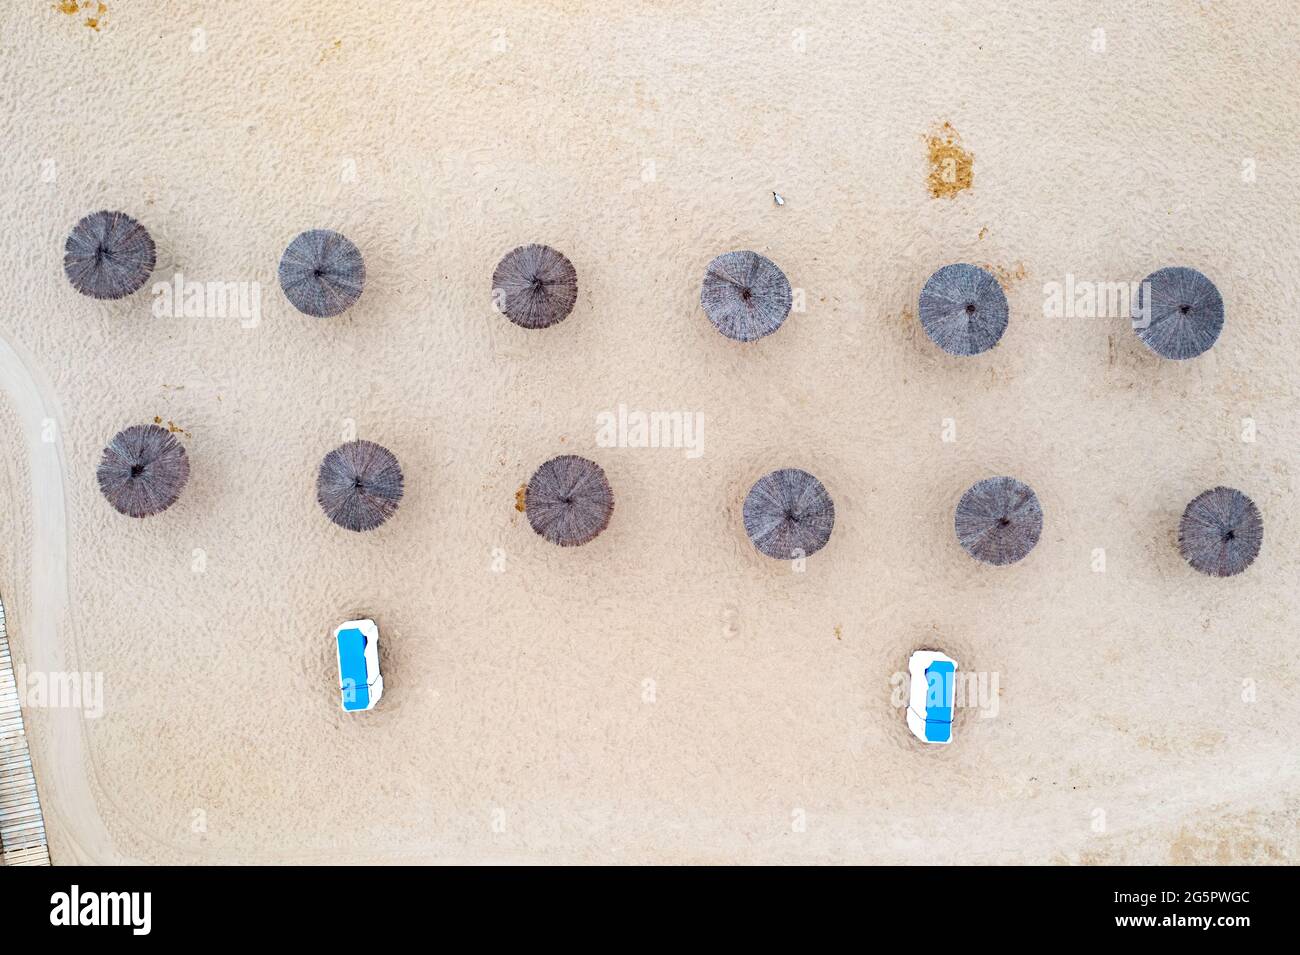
<box><xmin>0</xmin><ymin>331</ymin><xmax>125</xmax><ymax>864</ymax></box>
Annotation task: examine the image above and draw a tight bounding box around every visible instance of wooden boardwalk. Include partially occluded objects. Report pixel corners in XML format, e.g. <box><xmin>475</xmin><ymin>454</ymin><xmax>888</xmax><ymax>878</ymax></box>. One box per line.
<box><xmin>0</xmin><ymin>600</ymin><xmax>50</xmax><ymax>865</ymax></box>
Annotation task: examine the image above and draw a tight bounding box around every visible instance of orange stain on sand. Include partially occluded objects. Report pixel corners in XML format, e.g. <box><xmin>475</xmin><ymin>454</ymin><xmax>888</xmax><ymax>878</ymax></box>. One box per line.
<box><xmin>984</xmin><ymin>261</ymin><xmax>1028</xmax><ymax>288</ymax></box>
<box><xmin>52</xmin><ymin>1</ymin><xmax>107</xmax><ymax>30</ymax></box>
<box><xmin>925</xmin><ymin>122</ymin><xmax>973</xmax><ymax>198</ymax></box>
<box><xmin>154</xmin><ymin>416</ymin><xmax>190</xmax><ymax>437</ymax></box>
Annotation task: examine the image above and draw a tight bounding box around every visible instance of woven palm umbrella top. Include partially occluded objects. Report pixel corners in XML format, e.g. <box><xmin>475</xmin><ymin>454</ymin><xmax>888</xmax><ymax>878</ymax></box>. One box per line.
<box><xmin>317</xmin><ymin>440</ymin><xmax>403</xmax><ymax>532</ymax></box>
<box><xmin>525</xmin><ymin>455</ymin><xmax>614</xmax><ymax>546</ymax></box>
<box><xmin>279</xmin><ymin>229</ymin><xmax>365</xmax><ymax>317</ymax></box>
<box><xmin>1178</xmin><ymin>486</ymin><xmax>1262</xmax><ymax>577</ymax></box>
<box><xmin>492</xmin><ymin>244</ymin><xmax>579</xmax><ymax>329</ymax></box>
<box><xmin>743</xmin><ymin>468</ymin><xmax>835</xmax><ymax>559</ymax></box>
<box><xmin>700</xmin><ymin>250</ymin><xmax>793</xmax><ymax>342</ymax></box>
<box><xmin>955</xmin><ymin>476</ymin><xmax>1042</xmax><ymax>565</ymax></box>
<box><xmin>918</xmin><ymin>263</ymin><xmax>1008</xmax><ymax>356</ymax></box>
<box><xmin>64</xmin><ymin>210</ymin><xmax>156</xmax><ymax>299</ymax></box>
<box><xmin>1133</xmin><ymin>266</ymin><xmax>1223</xmax><ymax>360</ymax></box>
<box><xmin>96</xmin><ymin>424</ymin><xmax>190</xmax><ymax>518</ymax></box>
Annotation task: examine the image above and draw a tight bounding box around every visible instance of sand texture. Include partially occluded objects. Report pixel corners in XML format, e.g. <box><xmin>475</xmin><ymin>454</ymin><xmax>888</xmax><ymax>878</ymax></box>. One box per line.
<box><xmin>0</xmin><ymin>1</ymin><xmax>1297</xmax><ymax>864</ymax></box>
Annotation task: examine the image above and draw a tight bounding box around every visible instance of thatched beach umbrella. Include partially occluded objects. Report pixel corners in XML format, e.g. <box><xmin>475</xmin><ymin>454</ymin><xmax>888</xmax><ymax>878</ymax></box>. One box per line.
<box><xmin>1178</xmin><ymin>486</ymin><xmax>1262</xmax><ymax>577</ymax></box>
<box><xmin>492</xmin><ymin>244</ymin><xmax>578</xmax><ymax>329</ymax></box>
<box><xmin>743</xmin><ymin>468</ymin><xmax>835</xmax><ymax>559</ymax></box>
<box><xmin>279</xmin><ymin>229</ymin><xmax>365</xmax><ymax>317</ymax></box>
<box><xmin>1133</xmin><ymin>266</ymin><xmax>1223</xmax><ymax>359</ymax></box>
<box><xmin>700</xmin><ymin>250</ymin><xmax>792</xmax><ymax>342</ymax></box>
<box><xmin>955</xmin><ymin>476</ymin><xmax>1042</xmax><ymax>565</ymax></box>
<box><xmin>525</xmin><ymin>455</ymin><xmax>613</xmax><ymax>546</ymax></box>
<box><xmin>317</xmin><ymin>440</ymin><xmax>403</xmax><ymax>532</ymax></box>
<box><xmin>918</xmin><ymin>263</ymin><xmax>1008</xmax><ymax>356</ymax></box>
<box><xmin>97</xmin><ymin>424</ymin><xmax>189</xmax><ymax>518</ymax></box>
<box><xmin>64</xmin><ymin>211</ymin><xmax>156</xmax><ymax>300</ymax></box>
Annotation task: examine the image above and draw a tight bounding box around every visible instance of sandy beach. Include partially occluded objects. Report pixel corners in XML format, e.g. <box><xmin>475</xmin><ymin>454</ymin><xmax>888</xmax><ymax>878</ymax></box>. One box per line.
<box><xmin>1</xmin><ymin>0</ymin><xmax>1297</xmax><ymax>864</ymax></box>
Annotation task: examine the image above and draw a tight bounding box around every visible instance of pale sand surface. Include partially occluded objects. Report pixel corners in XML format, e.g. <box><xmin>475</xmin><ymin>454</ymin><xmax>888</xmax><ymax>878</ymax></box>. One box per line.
<box><xmin>0</xmin><ymin>1</ymin><xmax>1297</xmax><ymax>863</ymax></box>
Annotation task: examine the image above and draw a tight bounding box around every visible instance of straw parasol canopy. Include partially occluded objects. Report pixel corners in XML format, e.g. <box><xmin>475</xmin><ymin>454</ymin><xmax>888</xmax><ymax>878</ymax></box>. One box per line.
<box><xmin>743</xmin><ymin>468</ymin><xmax>835</xmax><ymax>559</ymax></box>
<box><xmin>492</xmin><ymin>244</ymin><xmax>578</xmax><ymax>329</ymax></box>
<box><xmin>525</xmin><ymin>455</ymin><xmax>613</xmax><ymax>546</ymax></box>
<box><xmin>918</xmin><ymin>263</ymin><xmax>1008</xmax><ymax>356</ymax></box>
<box><xmin>954</xmin><ymin>476</ymin><xmax>1042</xmax><ymax>565</ymax></box>
<box><xmin>1178</xmin><ymin>486</ymin><xmax>1262</xmax><ymax>577</ymax></box>
<box><xmin>97</xmin><ymin>424</ymin><xmax>190</xmax><ymax>518</ymax></box>
<box><xmin>317</xmin><ymin>440</ymin><xmax>403</xmax><ymax>532</ymax></box>
<box><xmin>1133</xmin><ymin>266</ymin><xmax>1223</xmax><ymax>359</ymax></box>
<box><xmin>64</xmin><ymin>210</ymin><xmax>156</xmax><ymax>300</ymax></box>
<box><xmin>700</xmin><ymin>250</ymin><xmax>792</xmax><ymax>342</ymax></box>
<box><xmin>279</xmin><ymin>229</ymin><xmax>365</xmax><ymax>317</ymax></box>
